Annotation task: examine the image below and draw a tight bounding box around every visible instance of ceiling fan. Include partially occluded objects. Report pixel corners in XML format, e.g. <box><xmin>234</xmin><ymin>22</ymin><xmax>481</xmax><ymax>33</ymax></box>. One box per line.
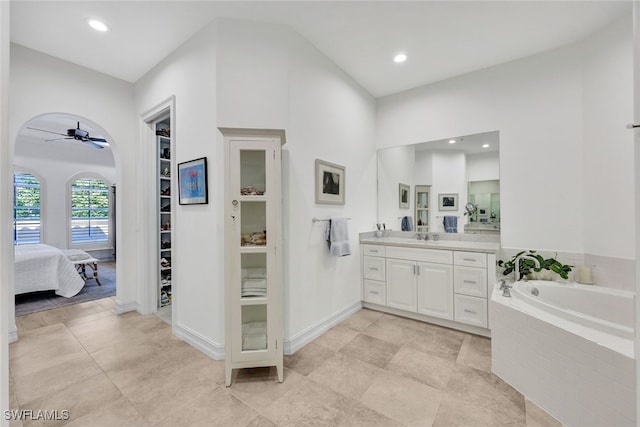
<box><xmin>26</xmin><ymin>121</ymin><xmax>107</xmax><ymax>149</ymax></box>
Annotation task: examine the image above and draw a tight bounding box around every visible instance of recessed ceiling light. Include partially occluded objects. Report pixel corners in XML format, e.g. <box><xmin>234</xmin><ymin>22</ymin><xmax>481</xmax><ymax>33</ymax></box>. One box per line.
<box><xmin>448</xmin><ymin>139</ymin><xmax>456</xmax><ymax>144</ymax></box>
<box><xmin>482</xmin><ymin>143</ymin><xmax>490</xmax><ymax>148</ymax></box>
<box><xmin>87</xmin><ymin>19</ymin><xmax>109</xmax><ymax>32</ymax></box>
<box><xmin>393</xmin><ymin>53</ymin><xmax>407</xmax><ymax>63</ymax></box>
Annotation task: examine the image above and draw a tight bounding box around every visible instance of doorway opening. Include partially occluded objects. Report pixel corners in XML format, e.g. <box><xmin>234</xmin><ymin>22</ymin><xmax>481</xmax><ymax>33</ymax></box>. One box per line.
<box><xmin>13</xmin><ymin>113</ymin><xmax>118</xmax><ymax>317</ymax></box>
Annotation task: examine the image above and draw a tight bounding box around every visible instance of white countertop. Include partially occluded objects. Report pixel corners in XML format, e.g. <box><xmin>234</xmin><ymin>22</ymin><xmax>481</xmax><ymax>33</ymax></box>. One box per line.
<box><xmin>360</xmin><ymin>236</ymin><xmax>500</xmax><ymax>254</ymax></box>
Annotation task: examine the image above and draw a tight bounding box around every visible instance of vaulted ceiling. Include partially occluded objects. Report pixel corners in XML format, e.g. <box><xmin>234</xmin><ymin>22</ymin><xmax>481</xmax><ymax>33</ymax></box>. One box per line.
<box><xmin>10</xmin><ymin>1</ymin><xmax>632</xmax><ymax>98</ymax></box>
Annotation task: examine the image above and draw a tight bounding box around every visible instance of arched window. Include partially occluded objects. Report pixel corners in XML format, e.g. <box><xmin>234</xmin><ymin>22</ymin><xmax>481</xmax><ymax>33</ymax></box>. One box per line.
<box><xmin>70</xmin><ymin>177</ymin><xmax>110</xmax><ymax>244</ymax></box>
<box><xmin>13</xmin><ymin>172</ymin><xmax>42</xmax><ymax>245</ymax></box>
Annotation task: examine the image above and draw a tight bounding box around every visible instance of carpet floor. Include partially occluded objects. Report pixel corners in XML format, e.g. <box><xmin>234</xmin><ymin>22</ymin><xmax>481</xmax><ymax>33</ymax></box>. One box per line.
<box><xmin>15</xmin><ymin>261</ymin><xmax>116</xmax><ymax>316</ymax></box>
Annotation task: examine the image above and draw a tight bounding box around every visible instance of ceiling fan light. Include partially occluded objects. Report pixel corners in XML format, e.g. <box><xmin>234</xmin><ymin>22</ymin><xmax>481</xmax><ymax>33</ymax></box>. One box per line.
<box><xmin>482</xmin><ymin>143</ymin><xmax>490</xmax><ymax>148</ymax></box>
<box><xmin>88</xmin><ymin>19</ymin><xmax>109</xmax><ymax>32</ymax></box>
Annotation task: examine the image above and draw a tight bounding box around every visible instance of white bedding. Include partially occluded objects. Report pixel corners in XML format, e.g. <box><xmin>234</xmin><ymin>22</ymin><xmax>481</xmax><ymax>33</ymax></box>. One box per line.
<box><xmin>14</xmin><ymin>244</ymin><xmax>85</xmax><ymax>297</ymax></box>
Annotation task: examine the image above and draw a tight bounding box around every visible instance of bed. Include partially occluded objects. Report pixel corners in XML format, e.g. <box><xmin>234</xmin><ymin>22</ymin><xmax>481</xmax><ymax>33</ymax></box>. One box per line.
<box><xmin>14</xmin><ymin>244</ymin><xmax>86</xmax><ymax>297</ymax></box>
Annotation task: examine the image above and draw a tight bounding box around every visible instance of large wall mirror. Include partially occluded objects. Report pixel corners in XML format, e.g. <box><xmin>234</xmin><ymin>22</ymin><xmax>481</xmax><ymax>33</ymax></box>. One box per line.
<box><xmin>377</xmin><ymin>131</ymin><xmax>500</xmax><ymax>235</ymax></box>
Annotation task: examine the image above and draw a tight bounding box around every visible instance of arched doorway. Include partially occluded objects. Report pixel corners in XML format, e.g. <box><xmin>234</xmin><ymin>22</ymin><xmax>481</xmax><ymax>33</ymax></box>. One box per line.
<box><xmin>12</xmin><ymin>113</ymin><xmax>119</xmax><ymax>321</ymax></box>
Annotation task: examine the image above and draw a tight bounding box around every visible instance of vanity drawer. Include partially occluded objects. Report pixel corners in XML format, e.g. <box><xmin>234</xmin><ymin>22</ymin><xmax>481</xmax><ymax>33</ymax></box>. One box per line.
<box><xmin>454</xmin><ymin>294</ymin><xmax>488</xmax><ymax>328</ymax></box>
<box><xmin>386</xmin><ymin>246</ymin><xmax>453</xmax><ymax>265</ymax></box>
<box><xmin>364</xmin><ymin>279</ymin><xmax>385</xmax><ymax>305</ymax></box>
<box><xmin>454</xmin><ymin>251</ymin><xmax>487</xmax><ymax>268</ymax></box>
<box><xmin>363</xmin><ymin>244</ymin><xmax>385</xmax><ymax>257</ymax></box>
<box><xmin>363</xmin><ymin>256</ymin><xmax>385</xmax><ymax>281</ymax></box>
<box><xmin>454</xmin><ymin>266</ymin><xmax>488</xmax><ymax>298</ymax></box>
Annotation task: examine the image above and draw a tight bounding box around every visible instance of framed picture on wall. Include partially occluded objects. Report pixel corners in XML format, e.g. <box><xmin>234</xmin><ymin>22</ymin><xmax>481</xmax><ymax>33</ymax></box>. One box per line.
<box><xmin>315</xmin><ymin>159</ymin><xmax>345</xmax><ymax>205</ymax></box>
<box><xmin>438</xmin><ymin>193</ymin><xmax>458</xmax><ymax>211</ymax></box>
<box><xmin>399</xmin><ymin>183</ymin><xmax>410</xmax><ymax>209</ymax></box>
<box><xmin>178</xmin><ymin>157</ymin><xmax>208</xmax><ymax>205</ymax></box>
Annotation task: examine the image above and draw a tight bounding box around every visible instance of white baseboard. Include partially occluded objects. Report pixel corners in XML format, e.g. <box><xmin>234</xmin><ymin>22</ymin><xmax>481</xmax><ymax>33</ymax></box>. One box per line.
<box><xmin>115</xmin><ymin>300</ymin><xmax>139</xmax><ymax>315</ymax></box>
<box><xmin>283</xmin><ymin>301</ymin><xmax>362</xmax><ymax>355</ymax></box>
<box><xmin>174</xmin><ymin>321</ymin><xmax>224</xmax><ymax>360</ymax></box>
<box><xmin>8</xmin><ymin>327</ymin><xmax>17</xmax><ymax>344</ymax></box>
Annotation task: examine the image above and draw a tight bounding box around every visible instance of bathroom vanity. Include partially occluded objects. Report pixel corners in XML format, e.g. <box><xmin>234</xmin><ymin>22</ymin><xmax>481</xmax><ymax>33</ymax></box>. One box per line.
<box><xmin>360</xmin><ymin>235</ymin><xmax>498</xmax><ymax>336</ymax></box>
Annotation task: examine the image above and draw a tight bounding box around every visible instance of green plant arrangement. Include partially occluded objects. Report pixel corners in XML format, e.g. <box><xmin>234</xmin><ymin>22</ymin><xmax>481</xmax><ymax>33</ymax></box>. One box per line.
<box><xmin>497</xmin><ymin>250</ymin><xmax>573</xmax><ymax>281</ymax></box>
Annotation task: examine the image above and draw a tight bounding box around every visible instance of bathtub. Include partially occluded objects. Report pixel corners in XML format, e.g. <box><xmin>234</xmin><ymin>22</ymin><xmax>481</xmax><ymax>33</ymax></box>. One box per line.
<box><xmin>491</xmin><ymin>280</ymin><xmax>636</xmax><ymax>427</ymax></box>
<box><xmin>512</xmin><ymin>280</ymin><xmax>634</xmax><ymax>345</ymax></box>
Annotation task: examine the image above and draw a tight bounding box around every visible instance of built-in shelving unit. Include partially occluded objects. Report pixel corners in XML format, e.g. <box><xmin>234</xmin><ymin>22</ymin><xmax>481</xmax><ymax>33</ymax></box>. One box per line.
<box><xmin>157</xmin><ymin>119</ymin><xmax>172</xmax><ymax>309</ymax></box>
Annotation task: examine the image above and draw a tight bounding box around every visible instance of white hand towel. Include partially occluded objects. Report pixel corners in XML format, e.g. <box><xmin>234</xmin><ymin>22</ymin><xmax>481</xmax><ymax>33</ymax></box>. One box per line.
<box><xmin>326</xmin><ymin>216</ymin><xmax>351</xmax><ymax>257</ymax></box>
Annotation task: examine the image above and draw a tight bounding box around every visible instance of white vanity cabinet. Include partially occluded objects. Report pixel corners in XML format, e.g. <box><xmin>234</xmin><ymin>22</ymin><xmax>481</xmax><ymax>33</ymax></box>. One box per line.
<box><xmin>386</xmin><ymin>246</ymin><xmax>454</xmax><ymax>320</ymax></box>
<box><xmin>453</xmin><ymin>251</ymin><xmax>489</xmax><ymax>327</ymax></box>
<box><xmin>362</xmin><ymin>245</ymin><xmax>386</xmax><ymax>305</ymax></box>
<box><xmin>361</xmin><ymin>239</ymin><xmax>496</xmax><ymax>336</ymax></box>
<box><xmin>417</xmin><ymin>262</ymin><xmax>454</xmax><ymax>320</ymax></box>
<box><xmin>386</xmin><ymin>259</ymin><xmax>418</xmax><ymax>311</ymax></box>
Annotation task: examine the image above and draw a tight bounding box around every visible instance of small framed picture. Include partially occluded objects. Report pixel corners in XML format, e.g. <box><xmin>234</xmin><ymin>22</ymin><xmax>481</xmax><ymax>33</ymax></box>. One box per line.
<box><xmin>178</xmin><ymin>157</ymin><xmax>208</xmax><ymax>205</ymax></box>
<box><xmin>315</xmin><ymin>159</ymin><xmax>345</xmax><ymax>205</ymax></box>
<box><xmin>399</xmin><ymin>183</ymin><xmax>410</xmax><ymax>209</ymax></box>
<box><xmin>438</xmin><ymin>193</ymin><xmax>458</xmax><ymax>211</ymax></box>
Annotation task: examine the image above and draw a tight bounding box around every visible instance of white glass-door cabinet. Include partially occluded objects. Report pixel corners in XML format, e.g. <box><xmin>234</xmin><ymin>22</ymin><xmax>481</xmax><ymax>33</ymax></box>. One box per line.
<box><xmin>415</xmin><ymin>185</ymin><xmax>430</xmax><ymax>233</ymax></box>
<box><xmin>221</xmin><ymin>129</ymin><xmax>285</xmax><ymax>387</ymax></box>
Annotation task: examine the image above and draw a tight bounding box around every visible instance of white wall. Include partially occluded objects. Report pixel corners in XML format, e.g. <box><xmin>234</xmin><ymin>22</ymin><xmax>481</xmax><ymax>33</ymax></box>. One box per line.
<box><xmin>1</xmin><ymin>2</ymin><xmax>11</xmax><ymax>425</ymax></box>
<box><xmin>377</xmin><ymin>38</ymin><xmax>585</xmax><ymax>253</ymax></box>
<box><xmin>377</xmin><ymin>17</ymin><xmax>633</xmax><ymax>260</ymax></box>
<box><xmin>467</xmin><ymin>151</ymin><xmax>500</xmax><ymax>182</ymax></box>
<box><xmin>377</xmin><ymin>145</ymin><xmax>415</xmax><ymax>230</ymax></box>
<box><xmin>9</xmin><ymin>45</ymin><xmax>137</xmax><ymax>309</ymax></box>
<box><xmin>216</xmin><ymin>19</ymin><xmax>377</xmax><ymax>348</ymax></box>
<box><xmin>135</xmin><ymin>18</ymin><xmax>376</xmax><ymax>352</ymax></box>
<box><xmin>633</xmin><ymin>3</ymin><xmax>640</xmax><ymax>422</ymax></box>
<box><xmin>135</xmin><ymin>23</ymin><xmax>219</xmax><ymax>345</ymax></box>
<box><xmin>414</xmin><ymin>150</ymin><xmax>433</xmax><ymax>186</ymax></box>
<box><xmin>582</xmin><ymin>17</ymin><xmax>634</xmax><ymax>260</ymax></box>
<box><xmin>431</xmin><ymin>151</ymin><xmax>466</xmax><ymax>233</ymax></box>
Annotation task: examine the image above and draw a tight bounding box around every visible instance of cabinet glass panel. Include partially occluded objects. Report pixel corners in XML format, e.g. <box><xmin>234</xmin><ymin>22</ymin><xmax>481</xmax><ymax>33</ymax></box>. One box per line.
<box><xmin>241</xmin><ymin>304</ymin><xmax>267</xmax><ymax>351</ymax></box>
<box><xmin>240</xmin><ymin>150</ymin><xmax>266</xmax><ymax>196</ymax></box>
<box><xmin>417</xmin><ymin>191</ymin><xmax>428</xmax><ymax>208</ymax></box>
<box><xmin>241</xmin><ymin>253</ymin><xmax>267</xmax><ymax>299</ymax></box>
<box><xmin>417</xmin><ymin>210</ymin><xmax>428</xmax><ymax>228</ymax></box>
<box><xmin>240</xmin><ymin>201</ymin><xmax>266</xmax><ymax>246</ymax></box>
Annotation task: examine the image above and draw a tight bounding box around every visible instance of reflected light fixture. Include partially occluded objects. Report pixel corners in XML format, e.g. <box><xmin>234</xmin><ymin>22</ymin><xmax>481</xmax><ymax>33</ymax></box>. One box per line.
<box><xmin>394</xmin><ymin>53</ymin><xmax>407</xmax><ymax>63</ymax></box>
<box><xmin>448</xmin><ymin>139</ymin><xmax>456</xmax><ymax>144</ymax></box>
<box><xmin>87</xmin><ymin>19</ymin><xmax>109</xmax><ymax>32</ymax></box>
<box><xmin>482</xmin><ymin>143</ymin><xmax>490</xmax><ymax>148</ymax></box>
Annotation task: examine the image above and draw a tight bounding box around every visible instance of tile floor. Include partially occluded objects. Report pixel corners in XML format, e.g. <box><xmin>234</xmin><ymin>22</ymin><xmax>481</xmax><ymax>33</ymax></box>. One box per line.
<box><xmin>9</xmin><ymin>301</ymin><xmax>563</xmax><ymax>426</ymax></box>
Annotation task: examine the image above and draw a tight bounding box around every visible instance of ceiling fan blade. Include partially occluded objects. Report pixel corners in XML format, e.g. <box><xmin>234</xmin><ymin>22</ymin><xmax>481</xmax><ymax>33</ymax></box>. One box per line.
<box><xmin>45</xmin><ymin>137</ymin><xmax>73</xmax><ymax>142</ymax></box>
<box><xmin>26</xmin><ymin>127</ymin><xmax>67</xmax><ymax>136</ymax></box>
<box><xmin>88</xmin><ymin>137</ymin><xmax>107</xmax><ymax>143</ymax></box>
<box><xmin>82</xmin><ymin>140</ymin><xmax>105</xmax><ymax>149</ymax></box>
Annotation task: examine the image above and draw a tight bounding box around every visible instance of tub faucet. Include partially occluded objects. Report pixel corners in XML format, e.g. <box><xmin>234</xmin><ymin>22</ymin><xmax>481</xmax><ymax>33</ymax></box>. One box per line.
<box><xmin>500</xmin><ymin>280</ymin><xmax>512</xmax><ymax>297</ymax></box>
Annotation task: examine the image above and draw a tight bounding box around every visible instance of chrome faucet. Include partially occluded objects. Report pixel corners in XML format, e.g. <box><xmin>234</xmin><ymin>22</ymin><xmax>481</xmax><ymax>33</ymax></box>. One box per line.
<box><xmin>499</xmin><ymin>279</ymin><xmax>512</xmax><ymax>297</ymax></box>
<box><xmin>512</xmin><ymin>253</ymin><xmax>535</xmax><ymax>282</ymax></box>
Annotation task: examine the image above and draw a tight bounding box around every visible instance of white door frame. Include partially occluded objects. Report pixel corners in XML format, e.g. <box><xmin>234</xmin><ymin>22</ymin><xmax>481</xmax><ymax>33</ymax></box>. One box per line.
<box><xmin>140</xmin><ymin>96</ymin><xmax>176</xmax><ymax>317</ymax></box>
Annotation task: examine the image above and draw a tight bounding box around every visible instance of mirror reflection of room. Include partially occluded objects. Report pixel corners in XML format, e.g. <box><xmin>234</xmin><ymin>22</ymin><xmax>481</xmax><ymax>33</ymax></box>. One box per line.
<box><xmin>466</xmin><ymin>179</ymin><xmax>500</xmax><ymax>234</ymax></box>
<box><xmin>377</xmin><ymin>130</ymin><xmax>499</xmax><ymax>235</ymax></box>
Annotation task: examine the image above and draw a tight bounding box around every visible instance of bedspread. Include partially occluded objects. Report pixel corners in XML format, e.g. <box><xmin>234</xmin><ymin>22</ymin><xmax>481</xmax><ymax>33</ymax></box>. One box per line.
<box><xmin>14</xmin><ymin>244</ymin><xmax>85</xmax><ymax>297</ymax></box>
